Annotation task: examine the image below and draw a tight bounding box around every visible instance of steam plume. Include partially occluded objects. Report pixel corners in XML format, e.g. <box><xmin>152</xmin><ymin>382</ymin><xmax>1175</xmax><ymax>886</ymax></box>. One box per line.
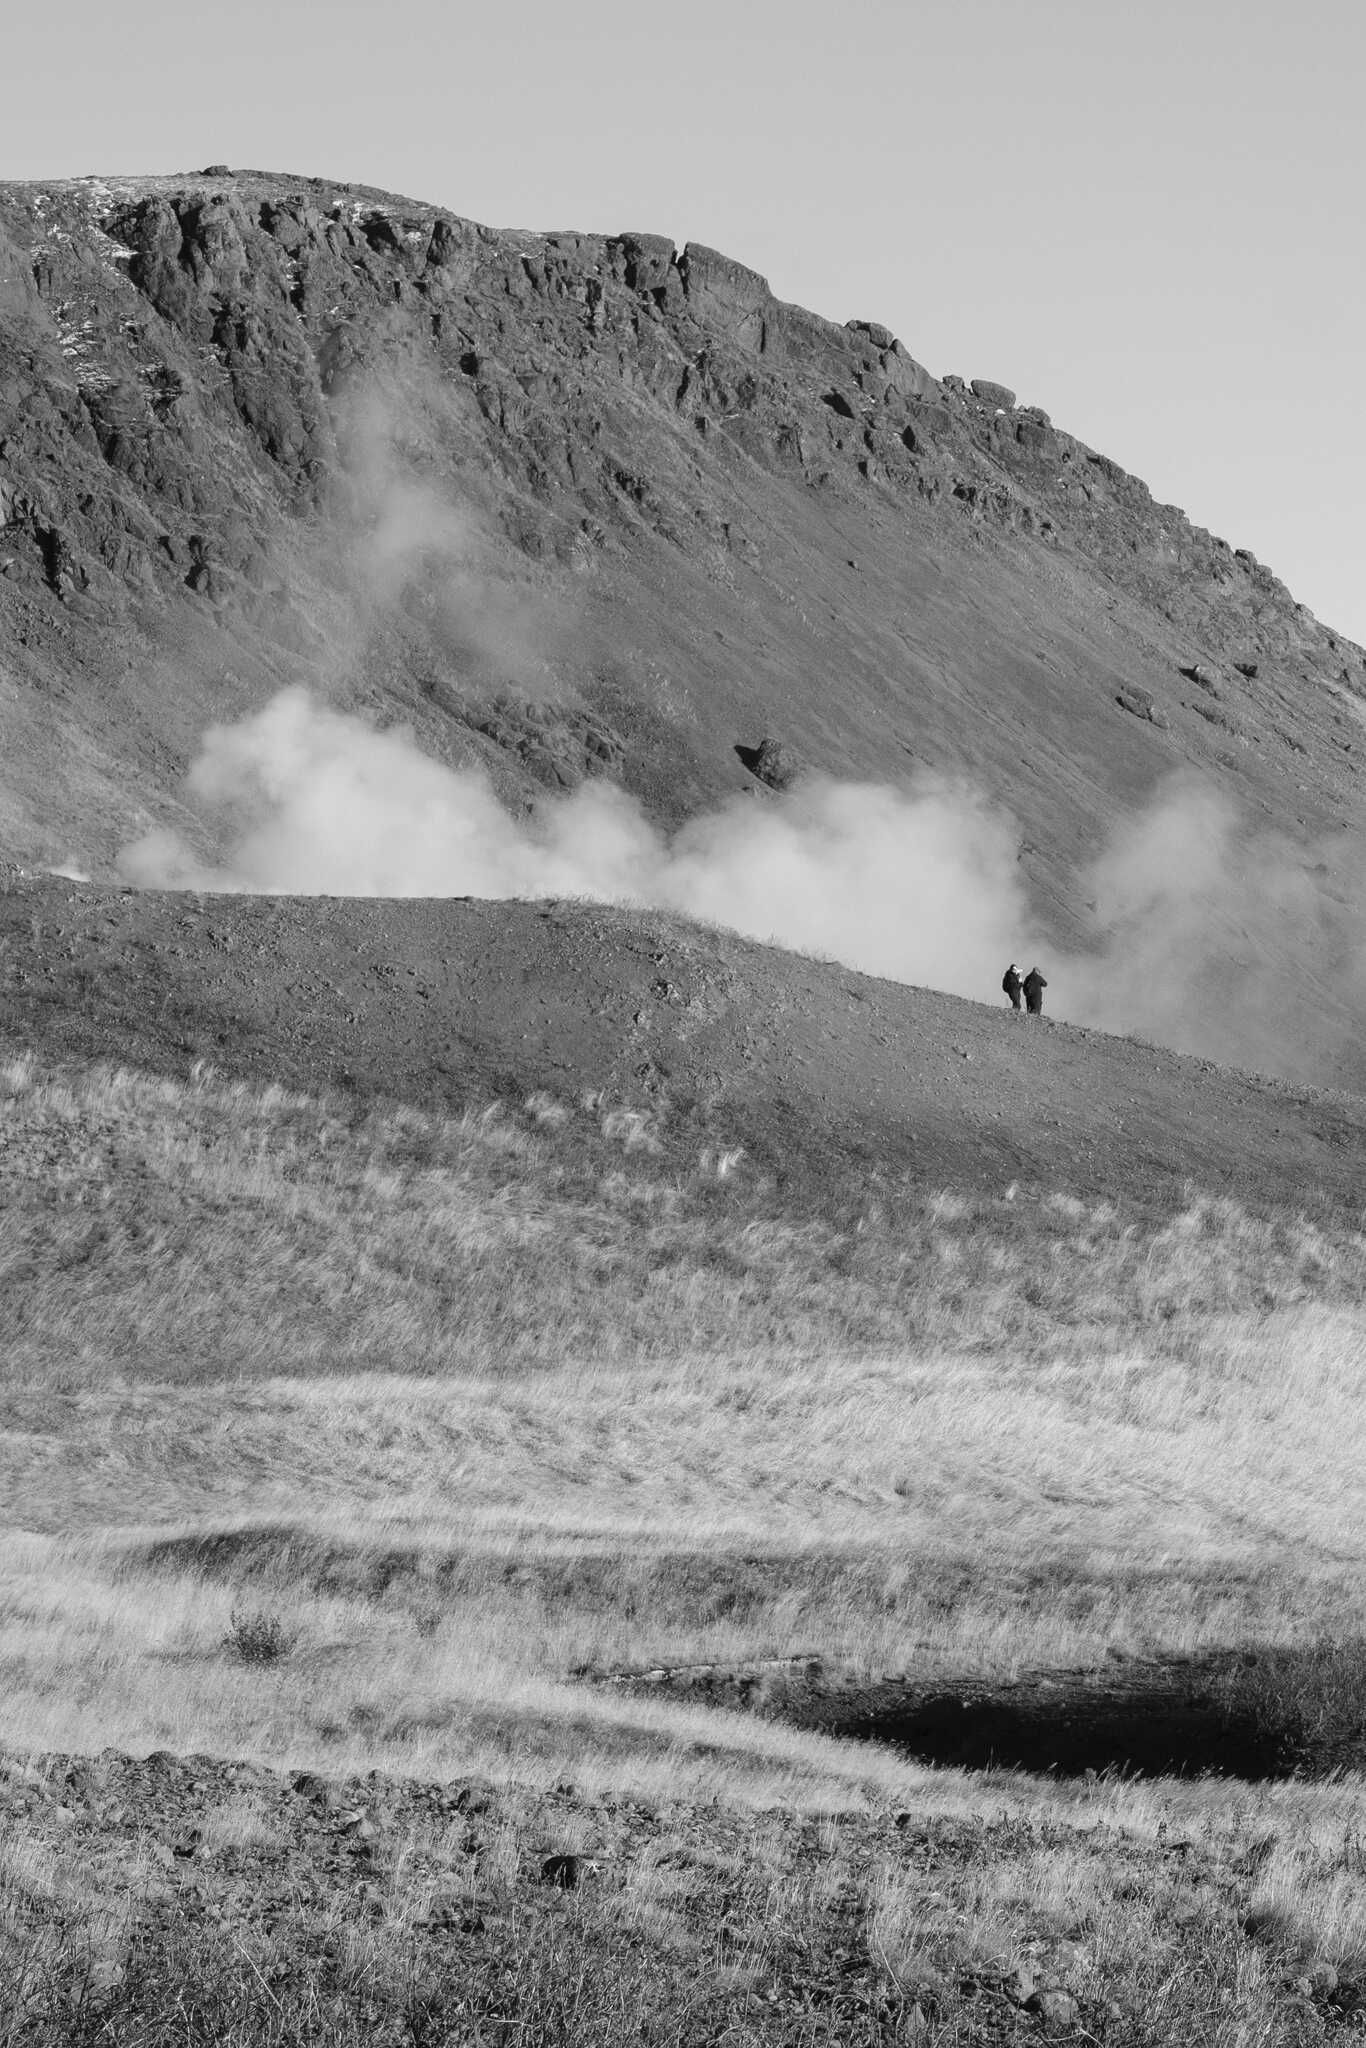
<box><xmin>120</xmin><ymin>688</ymin><xmax>1366</xmax><ymax>1086</ymax></box>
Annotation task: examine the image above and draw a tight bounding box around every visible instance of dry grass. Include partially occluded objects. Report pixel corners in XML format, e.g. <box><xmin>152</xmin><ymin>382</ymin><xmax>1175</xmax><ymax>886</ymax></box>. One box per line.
<box><xmin>2</xmin><ymin>1763</ymin><xmax>1362</xmax><ymax>2046</ymax></box>
<box><xmin>1</xmin><ymin>1052</ymin><xmax>1360</xmax><ymax>1391</ymax></box>
<box><xmin>3</xmin><ymin>1050</ymin><xmax>1366</xmax><ymax>2038</ymax></box>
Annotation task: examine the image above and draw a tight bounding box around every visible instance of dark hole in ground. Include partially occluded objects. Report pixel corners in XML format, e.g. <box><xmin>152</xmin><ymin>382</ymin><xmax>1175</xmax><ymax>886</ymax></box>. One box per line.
<box><xmin>607</xmin><ymin>1646</ymin><xmax>1366</xmax><ymax>1781</ymax></box>
<box><xmin>806</xmin><ymin>1682</ymin><xmax>1279</xmax><ymax>1779</ymax></box>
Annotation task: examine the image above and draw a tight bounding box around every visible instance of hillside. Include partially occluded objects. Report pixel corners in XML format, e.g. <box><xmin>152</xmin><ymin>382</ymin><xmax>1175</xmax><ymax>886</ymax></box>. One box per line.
<box><xmin>1</xmin><ymin>171</ymin><xmax>1364</xmax><ymax>1084</ymax></box>
<box><xmin>4</xmin><ymin>869</ymin><xmax>1364</xmax><ymax>1218</ymax></box>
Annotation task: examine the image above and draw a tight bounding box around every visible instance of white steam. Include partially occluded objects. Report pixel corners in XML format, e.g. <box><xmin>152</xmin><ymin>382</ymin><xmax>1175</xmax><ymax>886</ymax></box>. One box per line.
<box><xmin>120</xmin><ymin>689</ymin><xmax>1035</xmax><ymax>997</ymax></box>
<box><xmin>120</xmin><ymin>688</ymin><xmax>1366</xmax><ymax>1085</ymax></box>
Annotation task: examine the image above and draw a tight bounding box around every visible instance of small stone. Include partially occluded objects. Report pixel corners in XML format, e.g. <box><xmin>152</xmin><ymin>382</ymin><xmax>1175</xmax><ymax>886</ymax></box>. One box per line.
<box><xmin>1025</xmin><ymin>1986</ymin><xmax>1080</xmax><ymax>2026</ymax></box>
<box><xmin>1005</xmin><ymin>1963</ymin><xmax>1038</xmax><ymax>2005</ymax></box>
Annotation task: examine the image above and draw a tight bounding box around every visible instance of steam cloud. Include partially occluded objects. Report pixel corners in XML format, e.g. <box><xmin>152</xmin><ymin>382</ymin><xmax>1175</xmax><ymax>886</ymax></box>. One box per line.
<box><xmin>121</xmin><ymin>687</ymin><xmax>1366</xmax><ymax>1086</ymax></box>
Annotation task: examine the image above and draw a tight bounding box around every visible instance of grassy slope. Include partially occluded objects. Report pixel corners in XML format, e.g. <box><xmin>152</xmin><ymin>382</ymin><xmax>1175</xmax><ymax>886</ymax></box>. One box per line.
<box><xmin>2</xmin><ymin>1045</ymin><xmax>1366</xmax><ymax>2039</ymax></box>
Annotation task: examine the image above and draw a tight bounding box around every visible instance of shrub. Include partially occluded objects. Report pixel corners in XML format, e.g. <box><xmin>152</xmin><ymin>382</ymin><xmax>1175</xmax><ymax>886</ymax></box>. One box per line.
<box><xmin>221</xmin><ymin>1607</ymin><xmax>297</xmax><ymax>1666</ymax></box>
<box><xmin>1221</xmin><ymin>1639</ymin><xmax>1366</xmax><ymax>1776</ymax></box>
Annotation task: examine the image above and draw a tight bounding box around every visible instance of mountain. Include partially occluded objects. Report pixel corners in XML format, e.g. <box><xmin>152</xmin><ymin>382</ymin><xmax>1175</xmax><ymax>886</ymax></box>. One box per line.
<box><xmin>1</xmin><ymin>167</ymin><xmax>1363</xmax><ymax>1086</ymax></box>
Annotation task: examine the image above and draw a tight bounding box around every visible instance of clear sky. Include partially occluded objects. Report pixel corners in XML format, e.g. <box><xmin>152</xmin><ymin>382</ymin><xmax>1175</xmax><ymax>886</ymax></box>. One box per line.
<box><xmin>7</xmin><ymin>0</ymin><xmax>1365</xmax><ymax>644</ymax></box>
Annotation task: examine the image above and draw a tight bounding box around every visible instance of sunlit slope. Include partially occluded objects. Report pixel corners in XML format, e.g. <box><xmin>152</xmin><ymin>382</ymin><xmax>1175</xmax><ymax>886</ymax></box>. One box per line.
<box><xmin>3</xmin><ymin>873</ymin><xmax>1362</xmax><ymax>1213</ymax></box>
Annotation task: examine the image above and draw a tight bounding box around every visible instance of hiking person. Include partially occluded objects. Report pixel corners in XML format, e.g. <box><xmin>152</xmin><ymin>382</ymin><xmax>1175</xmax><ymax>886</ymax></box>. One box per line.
<box><xmin>1001</xmin><ymin>963</ymin><xmax>1023</xmax><ymax>1011</ymax></box>
<box><xmin>1023</xmin><ymin>965</ymin><xmax>1047</xmax><ymax>1017</ymax></box>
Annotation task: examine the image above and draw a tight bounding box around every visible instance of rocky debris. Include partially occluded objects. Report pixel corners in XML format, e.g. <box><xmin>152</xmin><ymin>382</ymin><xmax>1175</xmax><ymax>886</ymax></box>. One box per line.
<box><xmin>463</xmin><ymin>697</ymin><xmax>626</xmax><ymax>789</ymax></box>
<box><xmin>1116</xmin><ymin>683</ymin><xmax>1170</xmax><ymax>728</ymax></box>
<box><xmin>1180</xmin><ymin>662</ymin><xmax>1223</xmax><ymax>694</ymax></box>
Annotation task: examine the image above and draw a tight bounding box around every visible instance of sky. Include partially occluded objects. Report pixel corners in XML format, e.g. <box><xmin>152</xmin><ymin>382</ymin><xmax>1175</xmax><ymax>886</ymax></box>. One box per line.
<box><xmin>6</xmin><ymin>0</ymin><xmax>1365</xmax><ymax>644</ymax></box>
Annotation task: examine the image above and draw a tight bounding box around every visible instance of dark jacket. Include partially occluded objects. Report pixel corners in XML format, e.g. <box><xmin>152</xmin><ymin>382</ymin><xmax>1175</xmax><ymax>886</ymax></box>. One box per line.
<box><xmin>1023</xmin><ymin>967</ymin><xmax>1047</xmax><ymax>1013</ymax></box>
<box><xmin>1002</xmin><ymin>965</ymin><xmax>1022</xmax><ymax>1006</ymax></box>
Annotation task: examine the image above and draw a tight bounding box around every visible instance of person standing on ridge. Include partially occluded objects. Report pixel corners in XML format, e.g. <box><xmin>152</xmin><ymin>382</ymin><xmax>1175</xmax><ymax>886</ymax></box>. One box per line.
<box><xmin>1023</xmin><ymin>965</ymin><xmax>1047</xmax><ymax>1017</ymax></box>
<box><xmin>1001</xmin><ymin>963</ymin><xmax>1023</xmax><ymax>1011</ymax></box>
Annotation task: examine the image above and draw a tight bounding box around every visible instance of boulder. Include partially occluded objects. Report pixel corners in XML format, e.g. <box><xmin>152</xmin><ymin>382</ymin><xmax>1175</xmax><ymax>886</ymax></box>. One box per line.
<box><xmin>1116</xmin><ymin>684</ymin><xmax>1169</xmax><ymax>728</ymax></box>
<box><xmin>736</xmin><ymin>736</ymin><xmax>797</xmax><ymax>791</ymax></box>
<box><xmin>971</xmin><ymin>378</ymin><xmax>1016</xmax><ymax>410</ymax></box>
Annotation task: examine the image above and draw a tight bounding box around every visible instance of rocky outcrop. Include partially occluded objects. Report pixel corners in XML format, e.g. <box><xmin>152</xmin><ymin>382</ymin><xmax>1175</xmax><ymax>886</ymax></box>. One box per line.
<box><xmin>678</xmin><ymin>242</ymin><xmax>771</xmax><ymax>349</ymax></box>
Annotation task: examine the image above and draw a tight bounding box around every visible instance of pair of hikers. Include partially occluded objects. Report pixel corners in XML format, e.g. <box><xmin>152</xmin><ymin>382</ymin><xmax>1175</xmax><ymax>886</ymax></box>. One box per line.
<box><xmin>1002</xmin><ymin>962</ymin><xmax>1046</xmax><ymax>1016</ymax></box>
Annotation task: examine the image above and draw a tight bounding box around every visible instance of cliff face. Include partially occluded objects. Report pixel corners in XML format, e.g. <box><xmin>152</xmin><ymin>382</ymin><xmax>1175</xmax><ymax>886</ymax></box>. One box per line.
<box><xmin>0</xmin><ymin>168</ymin><xmax>1361</xmax><ymax>906</ymax></box>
